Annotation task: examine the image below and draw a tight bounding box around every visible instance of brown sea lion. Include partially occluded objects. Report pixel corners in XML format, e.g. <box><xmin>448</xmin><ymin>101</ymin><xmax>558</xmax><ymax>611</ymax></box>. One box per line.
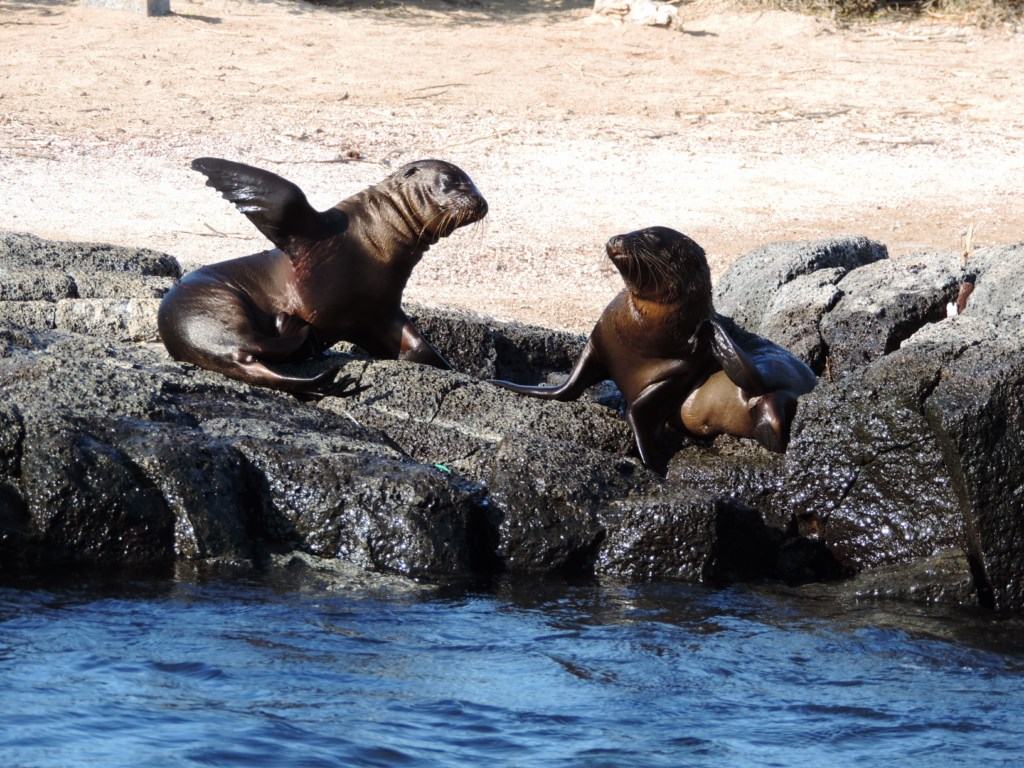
<box><xmin>158</xmin><ymin>157</ymin><xmax>488</xmax><ymax>397</ymax></box>
<box><xmin>489</xmin><ymin>226</ymin><xmax>717</xmax><ymax>475</ymax></box>
<box><xmin>680</xmin><ymin>317</ymin><xmax>817</xmax><ymax>453</ymax></box>
<box><xmin>488</xmin><ymin>227</ymin><xmax>816</xmax><ymax>475</ymax></box>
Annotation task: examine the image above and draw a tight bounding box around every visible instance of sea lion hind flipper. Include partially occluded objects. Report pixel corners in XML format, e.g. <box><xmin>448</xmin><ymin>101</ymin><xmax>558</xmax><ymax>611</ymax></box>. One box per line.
<box><xmin>708</xmin><ymin>319</ymin><xmax>768</xmax><ymax>395</ymax></box>
<box><xmin>191</xmin><ymin>157</ymin><xmax>328</xmax><ymax>250</ymax></box>
<box><xmin>750</xmin><ymin>391</ymin><xmax>798</xmax><ymax>453</ymax></box>
<box><xmin>487</xmin><ymin>340</ymin><xmax>607</xmax><ymax>402</ymax></box>
<box><xmin>236</xmin><ymin>360</ymin><xmax>363</xmax><ymax>399</ymax></box>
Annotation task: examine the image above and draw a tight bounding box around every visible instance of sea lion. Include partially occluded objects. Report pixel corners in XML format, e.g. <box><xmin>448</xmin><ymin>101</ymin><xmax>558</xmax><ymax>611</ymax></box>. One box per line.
<box><xmin>680</xmin><ymin>318</ymin><xmax>817</xmax><ymax>453</ymax></box>
<box><xmin>489</xmin><ymin>226</ymin><xmax>717</xmax><ymax>475</ymax></box>
<box><xmin>488</xmin><ymin>226</ymin><xmax>816</xmax><ymax>475</ymax></box>
<box><xmin>157</xmin><ymin>157</ymin><xmax>488</xmax><ymax>397</ymax></box>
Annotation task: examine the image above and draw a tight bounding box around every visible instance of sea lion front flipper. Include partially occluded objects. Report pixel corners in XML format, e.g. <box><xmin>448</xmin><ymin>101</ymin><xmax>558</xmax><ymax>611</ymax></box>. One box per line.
<box><xmin>398</xmin><ymin>316</ymin><xmax>452</xmax><ymax>370</ymax></box>
<box><xmin>625</xmin><ymin>377</ymin><xmax>684</xmax><ymax>477</ymax></box>
<box><xmin>487</xmin><ymin>339</ymin><xmax>607</xmax><ymax>402</ymax></box>
<box><xmin>191</xmin><ymin>157</ymin><xmax>332</xmax><ymax>250</ymax></box>
<box><xmin>707</xmin><ymin>319</ymin><xmax>768</xmax><ymax>395</ymax></box>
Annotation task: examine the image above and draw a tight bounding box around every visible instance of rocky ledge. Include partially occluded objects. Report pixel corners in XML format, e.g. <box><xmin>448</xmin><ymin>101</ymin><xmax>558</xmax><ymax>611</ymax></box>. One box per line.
<box><xmin>1</xmin><ymin>232</ymin><xmax>1022</xmax><ymax>612</ymax></box>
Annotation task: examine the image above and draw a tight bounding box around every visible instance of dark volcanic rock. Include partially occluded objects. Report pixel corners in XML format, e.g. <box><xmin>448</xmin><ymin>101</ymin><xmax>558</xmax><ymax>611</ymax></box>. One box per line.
<box><xmin>235</xmin><ymin>434</ymin><xmax>491</xmax><ymax>575</ymax></box>
<box><xmin>962</xmin><ymin>242</ymin><xmax>1024</xmax><ymax>328</ymax></box>
<box><xmin>818</xmin><ymin>250</ymin><xmax>963</xmax><ymax>379</ymax></box>
<box><xmin>485</xmin><ymin>437</ymin><xmax>648</xmax><ymax>573</ymax></box>
<box><xmin>714</xmin><ymin>235</ymin><xmax>888</xmax><ymax>371</ymax></box>
<box><xmin>328</xmin><ymin>360</ymin><xmax>633</xmax><ymax>479</ymax></box>
<box><xmin>0</xmin><ymin>231</ymin><xmax>180</xmax><ymax>277</ymax></box>
<box><xmin>0</xmin><ymin>231</ymin><xmax>178</xmax><ymax>342</ymax></box>
<box><xmin>778</xmin><ymin>340</ymin><xmax>969</xmax><ymax>571</ymax></box>
<box><xmin>599</xmin><ymin>493</ymin><xmax>779</xmax><ymax>582</ymax></box>
<box><xmin>0</xmin><ymin>269</ymin><xmax>77</xmax><ymax>301</ymax></box>
<box><xmin>3</xmin><ymin>232</ymin><xmax>1024</xmax><ymax>613</ymax></box>
<box><xmin>916</xmin><ymin>318</ymin><xmax>1024</xmax><ymax>613</ymax></box>
<box><xmin>15</xmin><ymin>408</ymin><xmax>178</xmax><ymax>568</ymax></box>
<box><xmin>407</xmin><ymin>304</ymin><xmax>587</xmax><ymax>383</ymax></box>
<box><xmin>0</xmin><ymin>325</ymin><xmax>494</xmax><ymax>578</ymax></box>
<box><xmin>744</xmin><ymin>267</ymin><xmax>846</xmax><ymax>373</ymax></box>
<box><xmin>776</xmin><ymin>298</ymin><xmax>1024</xmax><ymax>611</ymax></box>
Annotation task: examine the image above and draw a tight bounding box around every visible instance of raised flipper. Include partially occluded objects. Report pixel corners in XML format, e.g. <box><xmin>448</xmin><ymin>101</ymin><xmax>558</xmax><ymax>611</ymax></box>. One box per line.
<box><xmin>750</xmin><ymin>391</ymin><xmax>799</xmax><ymax>452</ymax></box>
<box><xmin>191</xmin><ymin>157</ymin><xmax>346</xmax><ymax>251</ymax></box>
<box><xmin>703</xmin><ymin>317</ymin><xmax>816</xmax><ymax>453</ymax></box>
<box><xmin>706</xmin><ymin>318</ymin><xmax>817</xmax><ymax>396</ymax></box>
<box><xmin>487</xmin><ymin>339</ymin><xmax>608</xmax><ymax>402</ymax></box>
<box><xmin>706</xmin><ymin>318</ymin><xmax>769</xmax><ymax>395</ymax></box>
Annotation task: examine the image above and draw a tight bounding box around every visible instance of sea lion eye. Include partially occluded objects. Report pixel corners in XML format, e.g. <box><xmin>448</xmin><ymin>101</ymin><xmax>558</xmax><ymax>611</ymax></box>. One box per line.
<box><xmin>403</xmin><ymin>167</ymin><xmax>419</xmax><ymax>178</ymax></box>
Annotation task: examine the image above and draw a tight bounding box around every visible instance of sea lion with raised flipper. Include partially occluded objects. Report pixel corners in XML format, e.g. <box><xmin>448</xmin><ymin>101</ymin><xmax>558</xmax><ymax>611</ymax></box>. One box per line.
<box><xmin>487</xmin><ymin>226</ymin><xmax>816</xmax><ymax>475</ymax></box>
<box><xmin>157</xmin><ymin>157</ymin><xmax>488</xmax><ymax>397</ymax></box>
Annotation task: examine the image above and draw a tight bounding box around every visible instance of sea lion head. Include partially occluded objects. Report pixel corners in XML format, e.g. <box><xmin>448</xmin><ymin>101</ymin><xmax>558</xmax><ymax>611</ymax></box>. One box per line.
<box><xmin>605</xmin><ymin>226</ymin><xmax>712</xmax><ymax>304</ymax></box>
<box><xmin>386</xmin><ymin>159</ymin><xmax>488</xmax><ymax>244</ymax></box>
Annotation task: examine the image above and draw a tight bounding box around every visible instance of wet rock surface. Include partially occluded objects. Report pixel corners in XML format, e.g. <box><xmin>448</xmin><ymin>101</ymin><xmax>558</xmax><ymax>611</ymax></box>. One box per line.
<box><xmin>2</xmin><ymin>232</ymin><xmax>1023</xmax><ymax>612</ymax></box>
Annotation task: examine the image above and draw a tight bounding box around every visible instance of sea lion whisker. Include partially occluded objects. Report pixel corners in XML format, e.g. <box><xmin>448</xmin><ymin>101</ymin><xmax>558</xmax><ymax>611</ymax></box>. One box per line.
<box><xmin>440</xmin><ymin>209</ymin><xmax>461</xmax><ymax>239</ymax></box>
<box><xmin>642</xmin><ymin>247</ymin><xmax>674</xmax><ymax>296</ymax></box>
<box><xmin>415</xmin><ymin>206</ymin><xmax>455</xmax><ymax>246</ymax></box>
<box><xmin>414</xmin><ymin>208</ymin><xmax>444</xmax><ymax>243</ymax></box>
<box><xmin>466</xmin><ymin>217</ymin><xmax>488</xmax><ymax>245</ymax></box>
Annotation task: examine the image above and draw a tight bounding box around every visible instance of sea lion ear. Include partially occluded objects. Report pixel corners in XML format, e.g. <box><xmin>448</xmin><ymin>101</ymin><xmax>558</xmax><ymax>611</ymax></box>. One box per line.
<box><xmin>191</xmin><ymin>157</ymin><xmax>328</xmax><ymax>253</ymax></box>
<box><xmin>403</xmin><ymin>166</ymin><xmax>419</xmax><ymax>178</ymax></box>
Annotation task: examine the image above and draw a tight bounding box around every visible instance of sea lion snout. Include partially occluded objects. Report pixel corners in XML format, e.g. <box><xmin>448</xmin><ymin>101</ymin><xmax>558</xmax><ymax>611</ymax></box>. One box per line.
<box><xmin>453</xmin><ymin>185</ymin><xmax>488</xmax><ymax>225</ymax></box>
<box><xmin>605</xmin><ymin>234</ymin><xmax>627</xmax><ymax>259</ymax></box>
<box><xmin>469</xmin><ymin>193</ymin><xmax>488</xmax><ymax>221</ymax></box>
<box><xmin>605</xmin><ymin>227</ymin><xmax>681</xmax><ymax>262</ymax></box>
<box><xmin>443</xmin><ymin>173</ymin><xmax>488</xmax><ymax>226</ymax></box>
<box><xmin>398</xmin><ymin>159</ymin><xmax>488</xmax><ymax>221</ymax></box>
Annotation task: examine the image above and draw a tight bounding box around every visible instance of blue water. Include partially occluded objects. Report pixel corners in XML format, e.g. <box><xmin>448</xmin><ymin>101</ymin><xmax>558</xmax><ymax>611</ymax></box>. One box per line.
<box><xmin>2</xmin><ymin>568</ymin><xmax>1023</xmax><ymax>768</ymax></box>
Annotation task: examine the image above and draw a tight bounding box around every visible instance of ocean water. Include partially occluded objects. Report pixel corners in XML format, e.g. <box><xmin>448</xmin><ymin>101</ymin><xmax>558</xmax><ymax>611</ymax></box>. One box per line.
<box><xmin>2</xmin><ymin>565</ymin><xmax>1023</xmax><ymax>768</ymax></box>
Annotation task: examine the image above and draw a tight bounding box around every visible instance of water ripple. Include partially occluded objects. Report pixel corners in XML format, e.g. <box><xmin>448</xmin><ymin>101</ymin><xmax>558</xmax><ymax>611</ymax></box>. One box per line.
<box><xmin>1</xmin><ymin>576</ymin><xmax>1022</xmax><ymax>767</ymax></box>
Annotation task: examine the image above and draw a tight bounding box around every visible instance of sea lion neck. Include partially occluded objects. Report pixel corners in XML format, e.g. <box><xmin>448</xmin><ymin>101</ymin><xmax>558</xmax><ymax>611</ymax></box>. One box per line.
<box><xmin>626</xmin><ymin>291</ymin><xmax>715</xmax><ymax>349</ymax></box>
<box><xmin>343</xmin><ymin>186</ymin><xmax>435</xmax><ymax>266</ymax></box>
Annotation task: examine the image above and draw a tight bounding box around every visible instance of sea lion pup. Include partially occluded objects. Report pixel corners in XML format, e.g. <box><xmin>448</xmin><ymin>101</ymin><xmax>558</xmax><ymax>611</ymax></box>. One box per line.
<box><xmin>157</xmin><ymin>158</ymin><xmax>488</xmax><ymax>398</ymax></box>
<box><xmin>680</xmin><ymin>318</ymin><xmax>817</xmax><ymax>453</ymax></box>
<box><xmin>489</xmin><ymin>226</ymin><xmax>718</xmax><ymax>475</ymax></box>
<box><xmin>488</xmin><ymin>226</ymin><xmax>816</xmax><ymax>475</ymax></box>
